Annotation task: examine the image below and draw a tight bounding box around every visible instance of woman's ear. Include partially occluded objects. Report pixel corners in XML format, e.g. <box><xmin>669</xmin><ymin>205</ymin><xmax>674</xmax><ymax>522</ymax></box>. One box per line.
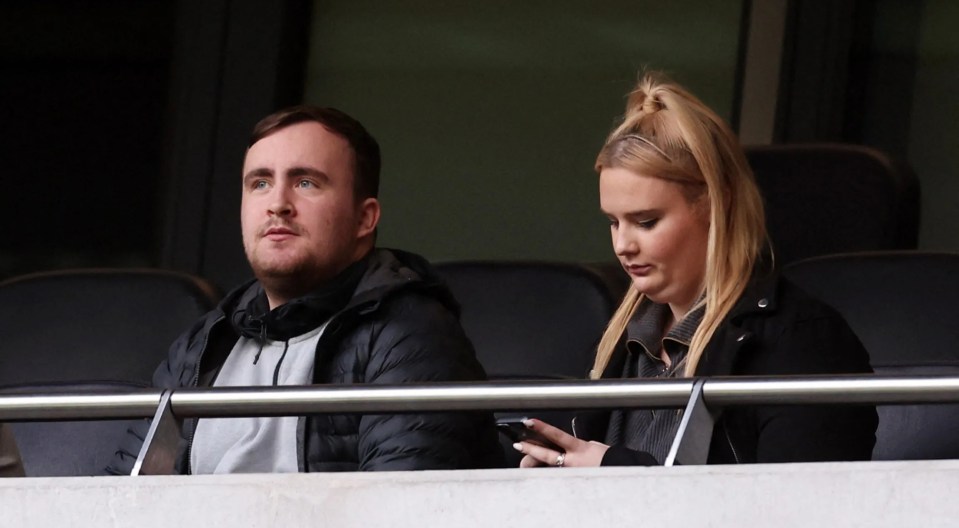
<box><xmin>693</xmin><ymin>191</ymin><xmax>712</xmax><ymax>225</ymax></box>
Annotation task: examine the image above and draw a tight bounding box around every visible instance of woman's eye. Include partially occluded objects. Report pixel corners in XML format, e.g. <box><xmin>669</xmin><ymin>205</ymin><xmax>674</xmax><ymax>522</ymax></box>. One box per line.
<box><xmin>637</xmin><ymin>218</ymin><xmax>659</xmax><ymax>229</ymax></box>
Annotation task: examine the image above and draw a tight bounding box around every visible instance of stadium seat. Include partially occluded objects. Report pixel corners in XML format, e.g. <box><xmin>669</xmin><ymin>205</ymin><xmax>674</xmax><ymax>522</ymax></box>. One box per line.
<box><xmin>0</xmin><ymin>268</ymin><xmax>219</xmax><ymax>476</ymax></box>
<box><xmin>746</xmin><ymin>144</ymin><xmax>919</xmax><ymax>267</ymax></box>
<box><xmin>0</xmin><ymin>268</ymin><xmax>221</xmax><ymax>386</ymax></box>
<box><xmin>436</xmin><ymin>261</ymin><xmax>620</xmax><ymax>466</ymax></box>
<box><xmin>784</xmin><ymin>251</ymin><xmax>959</xmax><ymax>460</ymax></box>
<box><xmin>1</xmin><ymin>381</ymin><xmax>152</xmax><ymax>477</ymax></box>
<box><xmin>436</xmin><ymin>261</ymin><xmax>618</xmax><ymax>380</ymax></box>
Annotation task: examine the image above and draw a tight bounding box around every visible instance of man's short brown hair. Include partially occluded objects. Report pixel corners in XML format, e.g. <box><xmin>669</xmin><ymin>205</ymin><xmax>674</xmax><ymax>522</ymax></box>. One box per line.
<box><xmin>249</xmin><ymin>105</ymin><xmax>380</xmax><ymax>200</ymax></box>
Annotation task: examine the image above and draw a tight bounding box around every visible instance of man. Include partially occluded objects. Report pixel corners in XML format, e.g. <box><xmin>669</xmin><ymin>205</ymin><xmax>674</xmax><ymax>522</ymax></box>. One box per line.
<box><xmin>108</xmin><ymin>106</ymin><xmax>502</xmax><ymax>474</ymax></box>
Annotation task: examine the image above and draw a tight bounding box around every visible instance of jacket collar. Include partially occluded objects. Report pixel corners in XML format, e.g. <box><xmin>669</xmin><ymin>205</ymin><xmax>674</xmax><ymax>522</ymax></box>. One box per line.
<box><xmin>577</xmin><ymin>271</ymin><xmax>782</xmax><ymax>441</ymax></box>
<box><xmin>200</xmin><ymin>248</ymin><xmax>457</xmax><ymax>384</ymax></box>
<box><xmin>726</xmin><ymin>270</ymin><xmax>780</xmax><ymax>322</ymax></box>
<box><xmin>598</xmin><ymin>269</ymin><xmax>783</xmax><ymax>380</ymax></box>
<box><xmin>695</xmin><ymin>270</ymin><xmax>781</xmax><ymax>377</ymax></box>
<box><xmin>625</xmin><ymin>295</ymin><xmax>706</xmax><ymax>374</ymax></box>
<box><xmin>217</xmin><ymin>248</ymin><xmax>455</xmax><ymax>316</ymax></box>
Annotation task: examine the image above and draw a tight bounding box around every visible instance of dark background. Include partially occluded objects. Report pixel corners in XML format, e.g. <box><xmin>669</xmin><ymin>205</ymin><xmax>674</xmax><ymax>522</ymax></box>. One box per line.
<box><xmin>0</xmin><ymin>0</ymin><xmax>953</xmax><ymax>292</ymax></box>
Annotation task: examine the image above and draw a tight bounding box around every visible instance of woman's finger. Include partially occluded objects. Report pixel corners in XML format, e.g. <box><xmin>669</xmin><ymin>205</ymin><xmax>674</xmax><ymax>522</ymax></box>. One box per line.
<box><xmin>519</xmin><ymin>454</ymin><xmax>545</xmax><ymax>468</ymax></box>
<box><xmin>513</xmin><ymin>441</ymin><xmax>564</xmax><ymax>467</ymax></box>
<box><xmin>523</xmin><ymin>418</ymin><xmax>581</xmax><ymax>451</ymax></box>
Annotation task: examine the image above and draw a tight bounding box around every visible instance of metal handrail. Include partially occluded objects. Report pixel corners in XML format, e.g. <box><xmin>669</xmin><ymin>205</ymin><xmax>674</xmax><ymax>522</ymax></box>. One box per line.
<box><xmin>2</xmin><ymin>374</ymin><xmax>954</xmax><ymax>474</ymax></box>
<box><xmin>704</xmin><ymin>375</ymin><xmax>959</xmax><ymax>404</ymax></box>
<box><xmin>170</xmin><ymin>378</ymin><xmax>694</xmax><ymax>417</ymax></box>
<box><xmin>0</xmin><ymin>389</ymin><xmax>162</xmax><ymax>420</ymax></box>
<box><xmin>3</xmin><ymin>374</ymin><xmax>959</xmax><ymax>422</ymax></box>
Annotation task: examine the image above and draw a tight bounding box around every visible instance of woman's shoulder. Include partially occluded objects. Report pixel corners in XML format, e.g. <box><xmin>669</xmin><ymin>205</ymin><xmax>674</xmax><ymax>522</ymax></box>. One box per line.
<box><xmin>734</xmin><ymin>272</ymin><xmax>848</xmax><ymax>327</ymax></box>
<box><xmin>726</xmin><ymin>272</ymin><xmax>873</xmax><ymax>375</ymax></box>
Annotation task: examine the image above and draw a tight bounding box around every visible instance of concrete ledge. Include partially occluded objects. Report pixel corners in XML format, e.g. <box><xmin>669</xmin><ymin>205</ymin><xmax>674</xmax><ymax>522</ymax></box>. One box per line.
<box><xmin>2</xmin><ymin>460</ymin><xmax>958</xmax><ymax>527</ymax></box>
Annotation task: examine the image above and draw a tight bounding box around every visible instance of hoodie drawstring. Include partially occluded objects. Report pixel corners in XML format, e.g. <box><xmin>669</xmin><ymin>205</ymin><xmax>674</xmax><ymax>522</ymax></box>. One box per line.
<box><xmin>252</xmin><ymin>318</ymin><xmax>267</xmax><ymax>365</ymax></box>
<box><xmin>272</xmin><ymin>340</ymin><xmax>290</xmax><ymax>386</ymax></box>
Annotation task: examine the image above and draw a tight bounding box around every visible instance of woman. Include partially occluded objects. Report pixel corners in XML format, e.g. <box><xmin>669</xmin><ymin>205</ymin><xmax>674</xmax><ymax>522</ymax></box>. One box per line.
<box><xmin>515</xmin><ymin>73</ymin><xmax>877</xmax><ymax>467</ymax></box>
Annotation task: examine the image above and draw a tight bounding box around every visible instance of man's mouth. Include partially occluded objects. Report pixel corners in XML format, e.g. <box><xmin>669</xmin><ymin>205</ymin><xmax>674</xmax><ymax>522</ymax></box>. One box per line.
<box><xmin>262</xmin><ymin>225</ymin><xmax>298</xmax><ymax>240</ymax></box>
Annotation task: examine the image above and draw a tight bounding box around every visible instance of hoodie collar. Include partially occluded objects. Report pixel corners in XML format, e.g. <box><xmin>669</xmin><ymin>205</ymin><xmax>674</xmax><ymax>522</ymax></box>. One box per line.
<box><xmin>229</xmin><ymin>253</ymin><xmax>371</xmax><ymax>342</ymax></box>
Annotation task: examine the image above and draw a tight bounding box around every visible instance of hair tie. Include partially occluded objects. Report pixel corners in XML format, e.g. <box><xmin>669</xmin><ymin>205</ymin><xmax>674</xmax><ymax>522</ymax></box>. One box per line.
<box><xmin>641</xmin><ymin>95</ymin><xmax>663</xmax><ymax>115</ymax></box>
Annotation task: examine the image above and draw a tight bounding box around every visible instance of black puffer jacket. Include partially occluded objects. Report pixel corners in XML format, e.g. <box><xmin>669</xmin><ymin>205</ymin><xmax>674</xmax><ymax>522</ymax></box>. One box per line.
<box><xmin>580</xmin><ymin>273</ymin><xmax>878</xmax><ymax>465</ymax></box>
<box><xmin>108</xmin><ymin>249</ymin><xmax>503</xmax><ymax>474</ymax></box>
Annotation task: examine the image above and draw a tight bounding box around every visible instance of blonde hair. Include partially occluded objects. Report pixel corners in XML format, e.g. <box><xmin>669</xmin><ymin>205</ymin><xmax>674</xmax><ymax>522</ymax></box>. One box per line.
<box><xmin>589</xmin><ymin>72</ymin><xmax>767</xmax><ymax>379</ymax></box>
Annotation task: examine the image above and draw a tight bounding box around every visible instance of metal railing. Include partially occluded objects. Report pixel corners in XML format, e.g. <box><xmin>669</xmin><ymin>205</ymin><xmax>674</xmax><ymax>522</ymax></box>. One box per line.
<box><xmin>2</xmin><ymin>374</ymin><xmax>959</xmax><ymax>473</ymax></box>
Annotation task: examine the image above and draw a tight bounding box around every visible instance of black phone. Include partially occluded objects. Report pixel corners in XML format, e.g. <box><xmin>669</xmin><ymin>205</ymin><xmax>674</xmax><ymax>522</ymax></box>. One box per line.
<box><xmin>496</xmin><ymin>417</ymin><xmax>563</xmax><ymax>451</ymax></box>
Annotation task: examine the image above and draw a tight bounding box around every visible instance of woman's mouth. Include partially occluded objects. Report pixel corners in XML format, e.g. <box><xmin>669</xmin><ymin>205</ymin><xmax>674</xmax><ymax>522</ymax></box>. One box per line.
<box><xmin>625</xmin><ymin>264</ymin><xmax>653</xmax><ymax>277</ymax></box>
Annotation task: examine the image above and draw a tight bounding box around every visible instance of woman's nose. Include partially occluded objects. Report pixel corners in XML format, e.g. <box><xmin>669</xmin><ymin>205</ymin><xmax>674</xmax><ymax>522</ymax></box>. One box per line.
<box><xmin>613</xmin><ymin>229</ymin><xmax>637</xmax><ymax>256</ymax></box>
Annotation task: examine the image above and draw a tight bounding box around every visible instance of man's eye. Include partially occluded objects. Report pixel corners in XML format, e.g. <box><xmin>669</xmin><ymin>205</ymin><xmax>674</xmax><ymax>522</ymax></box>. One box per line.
<box><xmin>253</xmin><ymin>180</ymin><xmax>268</xmax><ymax>190</ymax></box>
<box><xmin>296</xmin><ymin>180</ymin><xmax>315</xmax><ymax>189</ymax></box>
<box><xmin>608</xmin><ymin>218</ymin><xmax>619</xmax><ymax>229</ymax></box>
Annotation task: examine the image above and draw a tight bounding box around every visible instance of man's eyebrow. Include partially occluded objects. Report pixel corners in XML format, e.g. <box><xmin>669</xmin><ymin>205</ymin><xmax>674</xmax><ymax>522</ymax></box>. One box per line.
<box><xmin>287</xmin><ymin>166</ymin><xmax>330</xmax><ymax>183</ymax></box>
<box><xmin>243</xmin><ymin>168</ymin><xmax>273</xmax><ymax>183</ymax></box>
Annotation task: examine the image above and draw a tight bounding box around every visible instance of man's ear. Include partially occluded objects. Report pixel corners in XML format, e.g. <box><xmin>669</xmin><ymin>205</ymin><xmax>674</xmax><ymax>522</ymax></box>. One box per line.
<box><xmin>356</xmin><ymin>197</ymin><xmax>381</xmax><ymax>239</ymax></box>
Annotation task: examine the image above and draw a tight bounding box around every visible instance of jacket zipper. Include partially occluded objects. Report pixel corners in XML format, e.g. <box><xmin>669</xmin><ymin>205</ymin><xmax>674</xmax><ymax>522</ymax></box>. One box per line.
<box><xmin>298</xmin><ymin>316</ymin><xmax>340</xmax><ymax>472</ymax></box>
<box><xmin>723</xmin><ymin>423</ymin><xmax>741</xmax><ymax>463</ymax></box>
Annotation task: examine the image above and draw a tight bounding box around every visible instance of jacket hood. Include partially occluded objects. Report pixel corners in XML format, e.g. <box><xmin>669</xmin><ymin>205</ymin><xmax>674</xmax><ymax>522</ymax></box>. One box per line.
<box><xmin>214</xmin><ymin>248</ymin><xmax>460</xmax><ymax>321</ymax></box>
<box><xmin>348</xmin><ymin>248</ymin><xmax>461</xmax><ymax>317</ymax></box>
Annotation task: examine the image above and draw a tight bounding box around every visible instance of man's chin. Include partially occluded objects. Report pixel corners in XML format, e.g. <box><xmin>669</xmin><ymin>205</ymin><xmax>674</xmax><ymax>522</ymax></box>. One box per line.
<box><xmin>254</xmin><ymin>266</ymin><xmax>306</xmax><ymax>281</ymax></box>
<box><xmin>249</xmin><ymin>255</ymin><xmax>310</xmax><ymax>280</ymax></box>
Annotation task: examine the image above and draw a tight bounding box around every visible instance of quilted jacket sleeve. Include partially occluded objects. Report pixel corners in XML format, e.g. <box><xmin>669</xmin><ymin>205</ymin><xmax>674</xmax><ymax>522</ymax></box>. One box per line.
<box><xmin>354</xmin><ymin>294</ymin><xmax>503</xmax><ymax>471</ymax></box>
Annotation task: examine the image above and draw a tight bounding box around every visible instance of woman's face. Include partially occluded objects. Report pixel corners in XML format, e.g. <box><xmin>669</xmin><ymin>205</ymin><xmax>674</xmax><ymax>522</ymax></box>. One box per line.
<box><xmin>600</xmin><ymin>166</ymin><xmax>710</xmax><ymax>318</ymax></box>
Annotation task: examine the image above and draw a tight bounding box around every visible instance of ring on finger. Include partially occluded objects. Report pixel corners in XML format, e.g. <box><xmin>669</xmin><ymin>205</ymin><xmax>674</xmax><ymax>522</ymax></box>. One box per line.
<box><xmin>555</xmin><ymin>452</ymin><xmax>566</xmax><ymax>467</ymax></box>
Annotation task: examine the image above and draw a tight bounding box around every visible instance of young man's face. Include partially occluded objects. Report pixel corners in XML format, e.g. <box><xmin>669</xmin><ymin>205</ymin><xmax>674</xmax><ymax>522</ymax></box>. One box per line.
<box><xmin>241</xmin><ymin>121</ymin><xmax>375</xmax><ymax>304</ymax></box>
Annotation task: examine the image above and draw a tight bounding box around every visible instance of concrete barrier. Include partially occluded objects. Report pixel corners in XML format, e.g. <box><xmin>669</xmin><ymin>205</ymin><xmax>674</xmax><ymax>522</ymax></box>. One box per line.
<box><xmin>2</xmin><ymin>460</ymin><xmax>957</xmax><ymax>527</ymax></box>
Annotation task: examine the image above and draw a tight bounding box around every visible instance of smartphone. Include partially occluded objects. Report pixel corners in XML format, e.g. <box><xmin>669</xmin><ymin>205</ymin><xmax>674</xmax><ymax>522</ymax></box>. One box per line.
<box><xmin>496</xmin><ymin>417</ymin><xmax>563</xmax><ymax>451</ymax></box>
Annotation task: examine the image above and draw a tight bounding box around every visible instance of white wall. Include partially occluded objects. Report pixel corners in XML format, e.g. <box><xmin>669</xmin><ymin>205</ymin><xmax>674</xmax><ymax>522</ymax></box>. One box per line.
<box><xmin>3</xmin><ymin>461</ymin><xmax>959</xmax><ymax>527</ymax></box>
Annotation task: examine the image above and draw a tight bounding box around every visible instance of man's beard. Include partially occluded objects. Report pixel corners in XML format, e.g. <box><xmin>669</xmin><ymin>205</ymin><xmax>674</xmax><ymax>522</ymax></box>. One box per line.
<box><xmin>247</xmin><ymin>247</ymin><xmax>328</xmax><ymax>302</ymax></box>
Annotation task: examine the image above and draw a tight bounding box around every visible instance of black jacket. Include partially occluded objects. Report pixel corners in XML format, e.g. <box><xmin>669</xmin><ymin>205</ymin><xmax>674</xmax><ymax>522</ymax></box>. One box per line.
<box><xmin>108</xmin><ymin>249</ymin><xmax>503</xmax><ymax>474</ymax></box>
<box><xmin>582</xmin><ymin>273</ymin><xmax>878</xmax><ymax>465</ymax></box>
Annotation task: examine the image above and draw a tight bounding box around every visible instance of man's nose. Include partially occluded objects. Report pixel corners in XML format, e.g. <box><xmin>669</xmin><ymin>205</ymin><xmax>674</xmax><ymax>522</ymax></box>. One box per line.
<box><xmin>267</xmin><ymin>187</ymin><xmax>294</xmax><ymax>217</ymax></box>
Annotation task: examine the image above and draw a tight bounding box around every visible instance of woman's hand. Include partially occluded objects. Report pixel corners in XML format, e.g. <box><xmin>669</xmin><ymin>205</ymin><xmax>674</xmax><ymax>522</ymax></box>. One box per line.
<box><xmin>514</xmin><ymin>418</ymin><xmax>610</xmax><ymax>468</ymax></box>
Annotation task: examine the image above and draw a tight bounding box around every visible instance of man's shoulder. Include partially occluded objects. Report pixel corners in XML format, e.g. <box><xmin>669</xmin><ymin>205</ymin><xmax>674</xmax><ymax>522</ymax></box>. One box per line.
<box><xmin>350</xmin><ymin>248</ymin><xmax>460</xmax><ymax>318</ymax></box>
<box><xmin>339</xmin><ymin>250</ymin><xmax>468</xmax><ymax>346</ymax></box>
<box><xmin>357</xmin><ymin>248</ymin><xmax>440</xmax><ymax>290</ymax></box>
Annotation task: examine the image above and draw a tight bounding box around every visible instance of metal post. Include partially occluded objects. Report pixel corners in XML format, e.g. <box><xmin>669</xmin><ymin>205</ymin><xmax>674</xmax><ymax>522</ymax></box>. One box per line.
<box><xmin>132</xmin><ymin>390</ymin><xmax>183</xmax><ymax>476</ymax></box>
<box><xmin>665</xmin><ymin>379</ymin><xmax>715</xmax><ymax>466</ymax></box>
